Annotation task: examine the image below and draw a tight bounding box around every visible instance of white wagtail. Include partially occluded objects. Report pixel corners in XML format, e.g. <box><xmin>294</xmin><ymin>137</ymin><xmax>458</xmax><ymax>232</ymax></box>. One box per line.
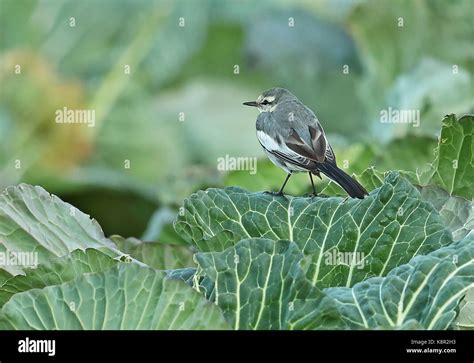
<box><xmin>243</xmin><ymin>87</ymin><xmax>368</xmax><ymax>199</ymax></box>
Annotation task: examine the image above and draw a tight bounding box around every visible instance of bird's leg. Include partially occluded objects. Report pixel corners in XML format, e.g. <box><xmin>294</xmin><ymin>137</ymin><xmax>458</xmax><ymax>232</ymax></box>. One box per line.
<box><xmin>278</xmin><ymin>173</ymin><xmax>292</xmax><ymax>195</ymax></box>
<box><xmin>264</xmin><ymin>173</ymin><xmax>291</xmax><ymax>197</ymax></box>
<box><xmin>308</xmin><ymin>172</ymin><xmax>317</xmax><ymax>197</ymax></box>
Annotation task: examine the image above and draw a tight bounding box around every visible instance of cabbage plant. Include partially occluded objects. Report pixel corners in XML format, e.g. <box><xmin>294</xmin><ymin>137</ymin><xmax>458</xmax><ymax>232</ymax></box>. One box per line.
<box><xmin>0</xmin><ymin>115</ymin><xmax>472</xmax><ymax>330</ymax></box>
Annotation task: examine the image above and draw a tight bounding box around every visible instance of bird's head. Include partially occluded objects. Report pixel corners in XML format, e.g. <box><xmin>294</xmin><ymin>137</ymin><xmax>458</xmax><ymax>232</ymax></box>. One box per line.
<box><xmin>243</xmin><ymin>88</ymin><xmax>296</xmax><ymax>112</ymax></box>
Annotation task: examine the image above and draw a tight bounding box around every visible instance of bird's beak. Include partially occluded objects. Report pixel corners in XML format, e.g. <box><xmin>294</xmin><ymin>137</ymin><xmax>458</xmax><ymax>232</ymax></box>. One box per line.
<box><xmin>243</xmin><ymin>101</ymin><xmax>258</xmax><ymax>107</ymax></box>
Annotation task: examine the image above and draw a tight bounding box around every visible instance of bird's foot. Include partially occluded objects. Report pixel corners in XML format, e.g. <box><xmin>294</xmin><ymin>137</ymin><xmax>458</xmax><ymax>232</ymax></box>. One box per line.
<box><xmin>264</xmin><ymin>191</ymin><xmax>286</xmax><ymax>198</ymax></box>
<box><xmin>303</xmin><ymin>192</ymin><xmax>318</xmax><ymax>199</ymax></box>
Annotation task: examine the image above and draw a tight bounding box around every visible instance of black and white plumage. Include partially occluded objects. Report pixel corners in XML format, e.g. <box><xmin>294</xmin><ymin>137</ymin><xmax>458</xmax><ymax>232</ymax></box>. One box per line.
<box><xmin>243</xmin><ymin>88</ymin><xmax>368</xmax><ymax>199</ymax></box>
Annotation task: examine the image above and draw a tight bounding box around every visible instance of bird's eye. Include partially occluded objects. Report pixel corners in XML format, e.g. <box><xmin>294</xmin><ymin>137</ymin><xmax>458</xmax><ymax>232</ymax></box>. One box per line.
<box><xmin>261</xmin><ymin>100</ymin><xmax>270</xmax><ymax>105</ymax></box>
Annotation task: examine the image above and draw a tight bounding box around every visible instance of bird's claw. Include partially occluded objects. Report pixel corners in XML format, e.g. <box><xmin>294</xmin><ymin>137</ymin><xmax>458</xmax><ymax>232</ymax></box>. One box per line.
<box><xmin>264</xmin><ymin>191</ymin><xmax>286</xmax><ymax>198</ymax></box>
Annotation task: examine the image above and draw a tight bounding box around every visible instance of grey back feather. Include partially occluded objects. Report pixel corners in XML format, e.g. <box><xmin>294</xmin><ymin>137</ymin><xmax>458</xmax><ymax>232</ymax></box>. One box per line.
<box><xmin>256</xmin><ymin>98</ymin><xmax>331</xmax><ymax>163</ymax></box>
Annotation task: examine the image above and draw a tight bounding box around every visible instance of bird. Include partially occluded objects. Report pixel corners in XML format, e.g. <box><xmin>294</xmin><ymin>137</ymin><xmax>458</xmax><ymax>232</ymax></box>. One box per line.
<box><xmin>243</xmin><ymin>87</ymin><xmax>368</xmax><ymax>199</ymax></box>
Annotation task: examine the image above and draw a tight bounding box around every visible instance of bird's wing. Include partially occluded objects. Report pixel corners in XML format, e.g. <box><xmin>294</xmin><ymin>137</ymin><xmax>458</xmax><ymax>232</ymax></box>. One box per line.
<box><xmin>325</xmin><ymin>143</ymin><xmax>336</xmax><ymax>164</ymax></box>
<box><xmin>286</xmin><ymin>125</ymin><xmax>327</xmax><ymax>163</ymax></box>
<box><xmin>256</xmin><ymin>104</ymin><xmax>336</xmax><ymax>170</ymax></box>
<box><xmin>274</xmin><ymin>102</ymin><xmax>335</xmax><ymax>164</ymax></box>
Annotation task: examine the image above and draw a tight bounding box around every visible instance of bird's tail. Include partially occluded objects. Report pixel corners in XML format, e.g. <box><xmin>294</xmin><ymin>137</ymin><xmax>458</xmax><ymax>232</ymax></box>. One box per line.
<box><xmin>316</xmin><ymin>163</ymin><xmax>368</xmax><ymax>199</ymax></box>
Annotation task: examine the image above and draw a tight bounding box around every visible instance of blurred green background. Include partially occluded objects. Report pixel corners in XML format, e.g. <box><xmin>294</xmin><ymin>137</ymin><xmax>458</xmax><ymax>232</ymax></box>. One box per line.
<box><xmin>0</xmin><ymin>0</ymin><xmax>473</xmax><ymax>239</ymax></box>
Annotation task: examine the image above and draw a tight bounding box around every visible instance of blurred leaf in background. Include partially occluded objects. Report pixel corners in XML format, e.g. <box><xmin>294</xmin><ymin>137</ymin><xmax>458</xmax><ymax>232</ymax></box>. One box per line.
<box><xmin>348</xmin><ymin>0</ymin><xmax>474</xmax><ymax>139</ymax></box>
<box><xmin>0</xmin><ymin>50</ymin><xmax>90</xmax><ymax>189</ymax></box>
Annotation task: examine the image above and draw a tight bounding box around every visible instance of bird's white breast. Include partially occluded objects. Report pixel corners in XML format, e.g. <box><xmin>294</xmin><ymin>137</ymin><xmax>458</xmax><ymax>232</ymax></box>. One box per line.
<box><xmin>256</xmin><ymin>130</ymin><xmax>280</xmax><ymax>151</ymax></box>
<box><xmin>256</xmin><ymin>130</ymin><xmax>309</xmax><ymax>173</ymax></box>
